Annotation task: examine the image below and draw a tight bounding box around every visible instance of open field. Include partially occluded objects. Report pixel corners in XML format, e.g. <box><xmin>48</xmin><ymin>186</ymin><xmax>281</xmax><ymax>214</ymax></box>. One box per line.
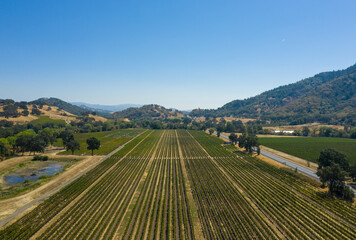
<box><xmin>259</xmin><ymin>137</ymin><xmax>356</xmax><ymax>164</ymax></box>
<box><xmin>55</xmin><ymin>129</ymin><xmax>144</xmax><ymax>155</ymax></box>
<box><xmin>1</xmin><ymin>130</ymin><xmax>355</xmax><ymax>239</ymax></box>
<box><xmin>30</xmin><ymin>115</ymin><xmax>66</xmax><ymax>126</ymax></box>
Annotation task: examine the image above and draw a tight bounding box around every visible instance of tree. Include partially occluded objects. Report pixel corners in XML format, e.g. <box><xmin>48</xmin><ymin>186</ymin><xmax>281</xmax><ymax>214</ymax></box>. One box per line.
<box><xmin>238</xmin><ymin>134</ymin><xmax>260</xmax><ymax>153</ymax></box>
<box><xmin>87</xmin><ymin>137</ymin><xmax>100</xmax><ymax>156</ymax></box>
<box><xmin>29</xmin><ymin>135</ymin><xmax>47</xmax><ymax>154</ymax></box>
<box><xmin>0</xmin><ymin>141</ymin><xmax>9</xmax><ymax>160</ymax></box>
<box><xmin>3</xmin><ymin>105</ymin><xmax>19</xmax><ymax>118</ymax></box>
<box><xmin>216</xmin><ymin>131</ymin><xmax>221</xmax><ymax>138</ymax></box>
<box><xmin>66</xmin><ymin>139</ymin><xmax>80</xmax><ymax>155</ymax></box>
<box><xmin>301</xmin><ymin>126</ymin><xmax>310</xmax><ymax>136</ymax></box>
<box><xmin>350</xmin><ymin>164</ymin><xmax>356</xmax><ymax>182</ymax></box>
<box><xmin>228</xmin><ymin>133</ymin><xmax>238</xmax><ymax>144</ymax></box>
<box><xmin>350</xmin><ymin>127</ymin><xmax>356</xmax><ymax>139</ymax></box>
<box><xmin>6</xmin><ymin>136</ymin><xmax>17</xmax><ymax>155</ymax></box>
<box><xmin>316</xmin><ymin>149</ymin><xmax>353</xmax><ymax>201</ymax></box>
<box><xmin>16</xmin><ymin>130</ymin><xmax>36</xmax><ymax>155</ymax></box>
<box><xmin>60</xmin><ymin>130</ymin><xmax>74</xmax><ymax>146</ymax></box>
<box><xmin>208</xmin><ymin>128</ymin><xmax>214</xmax><ymax>135</ymax></box>
<box><xmin>317</xmin><ymin>148</ymin><xmax>349</xmax><ymax>171</ymax></box>
<box><xmin>317</xmin><ymin>163</ymin><xmax>346</xmax><ymax>193</ymax></box>
<box><xmin>226</xmin><ymin>122</ymin><xmax>235</xmax><ymax>133</ymax></box>
<box><xmin>31</xmin><ymin>108</ymin><xmax>42</xmax><ymax>115</ymax></box>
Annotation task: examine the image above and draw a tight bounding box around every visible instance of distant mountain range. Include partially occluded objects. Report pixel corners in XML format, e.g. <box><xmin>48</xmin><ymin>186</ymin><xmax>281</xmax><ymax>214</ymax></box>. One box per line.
<box><xmin>190</xmin><ymin>63</ymin><xmax>356</xmax><ymax>125</ymax></box>
<box><xmin>71</xmin><ymin>102</ymin><xmax>142</xmax><ymax>113</ymax></box>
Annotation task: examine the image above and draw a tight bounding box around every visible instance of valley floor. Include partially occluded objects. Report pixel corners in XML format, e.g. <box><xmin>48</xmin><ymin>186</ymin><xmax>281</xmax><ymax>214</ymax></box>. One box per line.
<box><xmin>1</xmin><ymin>130</ymin><xmax>355</xmax><ymax>239</ymax></box>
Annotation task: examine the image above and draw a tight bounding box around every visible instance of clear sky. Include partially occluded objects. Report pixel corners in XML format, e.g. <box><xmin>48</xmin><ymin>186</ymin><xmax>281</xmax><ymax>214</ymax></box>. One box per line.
<box><xmin>1</xmin><ymin>0</ymin><xmax>356</xmax><ymax>110</ymax></box>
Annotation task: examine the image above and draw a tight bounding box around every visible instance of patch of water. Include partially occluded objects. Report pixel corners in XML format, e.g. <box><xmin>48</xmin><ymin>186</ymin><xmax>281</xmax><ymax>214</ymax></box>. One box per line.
<box><xmin>5</xmin><ymin>164</ymin><xmax>64</xmax><ymax>184</ymax></box>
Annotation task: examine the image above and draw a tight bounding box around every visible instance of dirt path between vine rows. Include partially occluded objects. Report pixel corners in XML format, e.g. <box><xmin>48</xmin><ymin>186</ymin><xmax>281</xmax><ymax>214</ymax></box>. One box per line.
<box><xmin>176</xmin><ymin>130</ymin><xmax>205</xmax><ymax>240</ymax></box>
<box><xmin>113</xmin><ymin>130</ymin><xmax>165</xmax><ymax>240</ymax></box>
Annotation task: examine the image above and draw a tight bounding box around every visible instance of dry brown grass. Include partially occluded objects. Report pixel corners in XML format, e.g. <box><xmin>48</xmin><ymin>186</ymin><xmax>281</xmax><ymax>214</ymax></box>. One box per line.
<box><xmin>0</xmin><ymin>104</ymin><xmax>108</xmax><ymax>124</ymax></box>
<box><xmin>263</xmin><ymin>123</ymin><xmax>344</xmax><ymax>132</ymax></box>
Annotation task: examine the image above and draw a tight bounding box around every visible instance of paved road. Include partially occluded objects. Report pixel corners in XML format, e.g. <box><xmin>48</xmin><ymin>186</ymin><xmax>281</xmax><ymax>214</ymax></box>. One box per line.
<box><xmin>218</xmin><ymin>132</ymin><xmax>318</xmax><ymax>178</ymax></box>
<box><xmin>217</xmin><ymin>132</ymin><xmax>356</xmax><ymax>193</ymax></box>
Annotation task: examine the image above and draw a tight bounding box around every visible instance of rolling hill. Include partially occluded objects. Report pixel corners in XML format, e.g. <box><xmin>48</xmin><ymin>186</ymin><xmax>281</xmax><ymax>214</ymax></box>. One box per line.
<box><xmin>111</xmin><ymin>104</ymin><xmax>184</xmax><ymax>120</ymax></box>
<box><xmin>30</xmin><ymin>98</ymin><xmax>87</xmax><ymax>116</ymax></box>
<box><xmin>191</xmin><ymin>63</ymin><xmax>356</xmax><ymax>125</ymax></box>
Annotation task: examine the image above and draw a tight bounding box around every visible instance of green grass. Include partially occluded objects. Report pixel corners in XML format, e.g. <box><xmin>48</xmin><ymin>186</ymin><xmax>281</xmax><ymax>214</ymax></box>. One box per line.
<box><xmin>259</xmin><ymin>137</ymin><xmax>356</xmax><ymax>164</ymax></box>
<box><xmin>54</xmin><ymin>129</ymin><xmax>144</xmax><ymax>155</ymax></box>
<box><xmin>30</xmin><ymin>115</ymin><xmax>66</xmax><ymax>125</ymax></box>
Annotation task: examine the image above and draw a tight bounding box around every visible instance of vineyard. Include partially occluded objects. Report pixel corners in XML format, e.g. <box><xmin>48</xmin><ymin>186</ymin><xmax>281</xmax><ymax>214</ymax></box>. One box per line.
<box><xmin>1</xmin><ymin>130</ymin><xmax>355</xmax><ymax>239</ymax></box>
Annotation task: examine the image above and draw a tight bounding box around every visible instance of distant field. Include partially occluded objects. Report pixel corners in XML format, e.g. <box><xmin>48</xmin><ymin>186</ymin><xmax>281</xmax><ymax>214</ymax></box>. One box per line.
<box><xmin>30</xmin><ymin>115</ymin><xmax>66</xmax><ymax>125</ymax></box>
<box><xmin>259</xmin><ymin>137</ymin><xmax>356</xmax><ymax>164</ymax></box>
<box><xmin>55</xmin><ymin>129</ymin><xmax>144</xmax><ymax>155</ymax></box>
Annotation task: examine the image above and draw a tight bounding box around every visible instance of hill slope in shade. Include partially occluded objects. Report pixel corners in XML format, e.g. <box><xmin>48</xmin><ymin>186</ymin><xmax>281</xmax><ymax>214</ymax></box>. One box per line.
<box><xmin>191</xmin><ymin>63</ymin><xmax>356</xmax><ymax>125</ymax></box>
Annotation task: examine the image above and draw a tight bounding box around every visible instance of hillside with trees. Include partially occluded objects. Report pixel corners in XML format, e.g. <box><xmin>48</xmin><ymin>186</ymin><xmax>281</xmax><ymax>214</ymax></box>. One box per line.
<box><xmin>30</xmin><ymin>98</ymin><xmax>87</xmax><ymax>116</ymax></box>
<box><xmin>191</xmin><ymin>63</ymin><xmax>356</xmax><ymax>126</ymax></box>
<box><xmin>111</xmin><ymin>104</ymin><xmax>184</xmax><ymax>120</ymax></box>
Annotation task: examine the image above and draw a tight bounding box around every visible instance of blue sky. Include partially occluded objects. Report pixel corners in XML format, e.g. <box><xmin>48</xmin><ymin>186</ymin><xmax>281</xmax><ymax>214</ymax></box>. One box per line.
<box><xmin>1</xmin><ymin>0</ymin><xmax>355</xmax><ymax>110</ymax></box>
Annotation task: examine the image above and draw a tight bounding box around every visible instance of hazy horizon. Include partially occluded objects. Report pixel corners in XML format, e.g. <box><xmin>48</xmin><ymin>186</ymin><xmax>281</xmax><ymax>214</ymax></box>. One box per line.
<box><xmin>1</xmin><ymin>1</ymin><xmax>356</xmax><ymax>109</ymax></box>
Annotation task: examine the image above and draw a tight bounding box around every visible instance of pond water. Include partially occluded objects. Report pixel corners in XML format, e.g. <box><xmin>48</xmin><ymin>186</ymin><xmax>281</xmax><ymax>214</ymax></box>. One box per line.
<box><xmin>5</xmin><ymin>163</ymin><xmax>64</xmax><ymax>184</ymax></box>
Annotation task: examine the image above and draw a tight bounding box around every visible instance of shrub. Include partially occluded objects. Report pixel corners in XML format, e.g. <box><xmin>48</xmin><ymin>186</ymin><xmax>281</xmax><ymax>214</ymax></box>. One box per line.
<box><xmin>32</xmin><ymin>155</ymin><xmax>49</xmax><ymax>161</ymax></box>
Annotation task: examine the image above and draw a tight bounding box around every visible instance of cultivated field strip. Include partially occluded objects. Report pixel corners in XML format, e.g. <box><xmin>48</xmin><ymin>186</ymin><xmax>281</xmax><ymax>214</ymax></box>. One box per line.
<box><xmin>190</xmin><ymin>130</ymin><xmax>356</xmax><ymax>240</ymax></box>
<box><xmin>178</xmin><ymin>130</ymin><xmax>281</xmax><ymax>239</ymax></box>
<box><xmin>35</xmin><ymin>130</ymin><xmax>162</xmax><ymax>240</ymax></box>
<box><xmin>116</xmin><ymin>130</ymin><xmax>194</xmax><ymax>240</ymax></box>
<box><xmin>0</xmin><ymin>130</ymin><xmax>151</xmax><ymax>240</ymax></box>
<box><xmin>2</xmin><ymin>129</ymin><xmax>355</xmax><ymax>240</ymax></box>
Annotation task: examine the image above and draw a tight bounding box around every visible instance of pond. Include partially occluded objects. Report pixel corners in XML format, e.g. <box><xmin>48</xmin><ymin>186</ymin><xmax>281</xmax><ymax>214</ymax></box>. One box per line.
<box><xmin>5</xmin><ymin>163</ymin><xmax>64</xmax><ymax>184</ymax></box>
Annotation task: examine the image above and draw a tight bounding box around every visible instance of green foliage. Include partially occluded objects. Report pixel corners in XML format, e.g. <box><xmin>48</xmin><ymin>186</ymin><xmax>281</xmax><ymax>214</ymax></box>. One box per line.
<box><xmin>317</xmin><ymin>148</ymin><xmax>349</xmax><ymax>171</ymax></box>
<box><xmin>302</xmin><ymin>126</ymin><xmax>310</xmax><ymax>136</ymax></box>
<box><xmin>111</xmin><ymin>104</ymin><xmax>183</xmax><ymax>120</ymax></box>
<box><xmin>59</xmin><ymin>130</ymin><xmax>74</xmax><ymax>146</ymax></box>
<box><xmin>66</xmin><ymin>139</ymin><xmax>80</xmax><ymax>154</ymax></box>
<box><xmin>32</xmin><ymin>155</ymin><xmax>49</xmax><ymax>161</ymax></box>
<box><xmin>228</xmin><ymin>133</ymin><xmax>238</xmax><ymax>144</ymax></box>
<box><xmin>238</xmin><ymin>134</ymin><xmax>260</xmax><ymax>153</ymax></box>
<box><xmin>30</xmin><ymin>116</ymin><xmax>66</xmax><ymax>127</ymax></box>
<box><xmin>55</xmin><ymin>129</ymin><xmax>143</xmax><ymax>155</ymax></box>
<box><xmin>316</xmin><ymin>149</ymin><xmax>354</xmax><ymax>201</ymax></box>
<box><xmin>208</xmin><ymin>128</ymin><xmax>214</xmax><ymax>135</ymax></box>
<box><xmin>259</xmin><ymin>137</ymin><xmax>356</xmax><ymax>164</ymax></box>
<box><xmin>0</xmin><ymin>141</ymin><xmax>9</xmax><ymax>159</ymax></box>
<box><xmin>86</xmin><ymin>137</ymin><xmax>100</xmax><ymax>155</ymax></box>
